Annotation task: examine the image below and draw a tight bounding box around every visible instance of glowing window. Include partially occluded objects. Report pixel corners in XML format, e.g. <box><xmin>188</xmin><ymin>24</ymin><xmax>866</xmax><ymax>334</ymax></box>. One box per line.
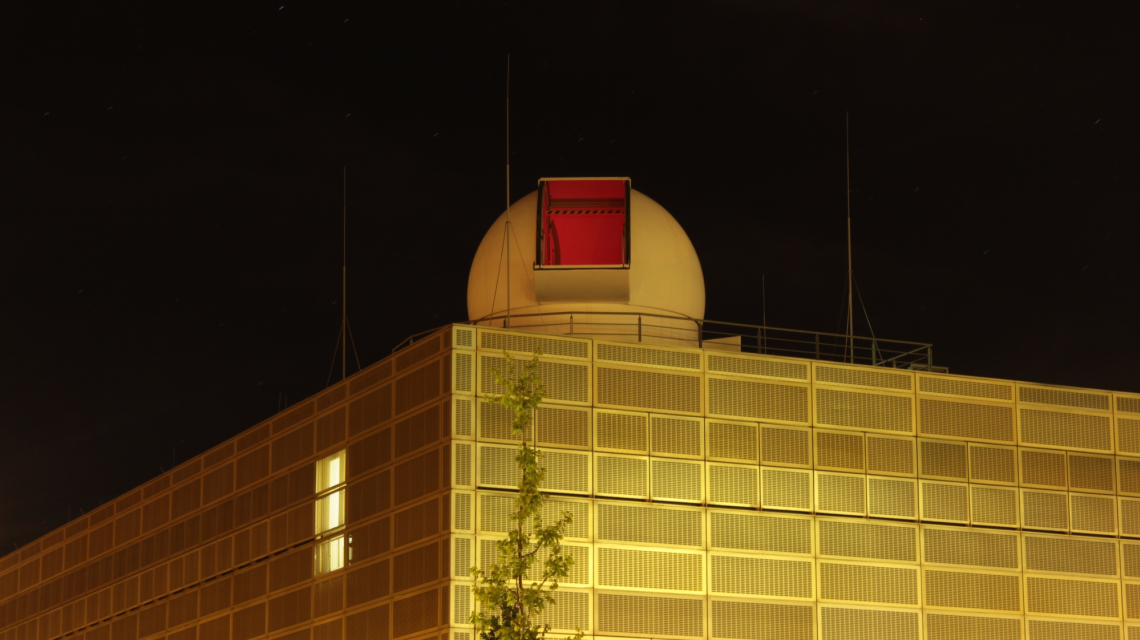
<box><xmin>314</xmin><ymin>535</ymin><xmax>345</xmax><ymax>575</ymax></box>
<box><xmin>315</xmin><ymin>489</ymin><xmax>345</xmax><ymax>534</ymax></box>
<box><xmin>316</xmin><ymin>450</ymin><xmax>346</xmax><ymax>494</ymax></box>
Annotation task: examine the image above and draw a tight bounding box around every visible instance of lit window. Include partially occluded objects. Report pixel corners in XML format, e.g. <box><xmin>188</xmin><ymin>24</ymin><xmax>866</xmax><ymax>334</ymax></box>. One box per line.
<box><xmin>314</xmin><ymin>535</ymin><xmax>345</xmax><ymax>575</ymax></box>
<box><xmin>316</xmin><ymin>449</ymin><xmax>346</xmax><ymax>494</ymax></box>
<box><xmin>315</xmin><ymin>489</ymin><xmax>345</xmax><ymax>534</ymax></box>
<box><xmin>315</xmin><ymin>449</ymin><xmax>347</xmax><ymax>536</ymax></box>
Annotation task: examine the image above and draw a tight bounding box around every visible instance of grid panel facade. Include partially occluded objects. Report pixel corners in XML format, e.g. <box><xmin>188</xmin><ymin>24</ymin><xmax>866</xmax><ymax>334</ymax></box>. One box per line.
<box><xmin>6</xmin><ymin>325</ymin><xmax>1140</xmax><ymax>640</ymax></box>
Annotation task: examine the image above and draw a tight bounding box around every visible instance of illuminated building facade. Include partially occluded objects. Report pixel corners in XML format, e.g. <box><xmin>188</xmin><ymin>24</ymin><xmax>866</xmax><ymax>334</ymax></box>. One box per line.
<box><xmin>4</xmin><ymin>179</ymin><xmax>1140</xmax><ymax>640</ymax></box>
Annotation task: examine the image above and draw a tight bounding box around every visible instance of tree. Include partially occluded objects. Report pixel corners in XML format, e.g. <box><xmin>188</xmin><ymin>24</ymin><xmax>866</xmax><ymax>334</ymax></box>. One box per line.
<box><xmin>469</xmin><ymin>352</ymin><xmax>582</xmax><ymax>640</ymax></box>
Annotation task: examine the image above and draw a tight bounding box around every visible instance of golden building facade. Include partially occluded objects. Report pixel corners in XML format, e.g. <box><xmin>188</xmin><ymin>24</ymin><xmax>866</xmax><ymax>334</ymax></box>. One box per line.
<box><xmin>6</xmin><ymin>322</ymin><xmax>1140</xmax><ymax>640</ymax></box>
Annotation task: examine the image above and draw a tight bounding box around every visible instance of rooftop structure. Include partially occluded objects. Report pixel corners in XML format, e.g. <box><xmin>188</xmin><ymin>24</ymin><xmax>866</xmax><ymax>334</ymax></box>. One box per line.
<box><xmin>3</xmin><ymin>179</ymin><xmax>1139</xmax><ymax>640</ymax></box>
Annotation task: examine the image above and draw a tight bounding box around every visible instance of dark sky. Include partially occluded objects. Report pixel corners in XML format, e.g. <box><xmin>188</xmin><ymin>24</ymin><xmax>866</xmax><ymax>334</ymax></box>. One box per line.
<box><xmin>2</xmin><ymin>1</ymin><xmax>1137</xmax><ymax>551</ymax></box>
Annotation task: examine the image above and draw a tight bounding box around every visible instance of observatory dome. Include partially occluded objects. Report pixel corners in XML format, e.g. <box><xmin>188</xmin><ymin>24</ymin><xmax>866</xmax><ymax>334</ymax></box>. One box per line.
<box><xmin>467</xmin><ymin>183</ymin><xmax>705</xmax><ymax>342</ymax></box>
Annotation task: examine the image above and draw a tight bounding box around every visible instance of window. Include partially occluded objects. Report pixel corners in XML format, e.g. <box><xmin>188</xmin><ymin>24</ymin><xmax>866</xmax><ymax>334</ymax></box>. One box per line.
<box><xmin>314</xmin><ymin>449</ymin><xmax>347</xmax><ymax>574</ymax></box>
<box><xmin>315</xmin><ymin>535</ymin><xmax>345</xmax><ymax>574</ymax></box>
<box><xmin>316</xmin><ymin>449</ymin><xmax>346</xmax><ymax>493</ymax></box>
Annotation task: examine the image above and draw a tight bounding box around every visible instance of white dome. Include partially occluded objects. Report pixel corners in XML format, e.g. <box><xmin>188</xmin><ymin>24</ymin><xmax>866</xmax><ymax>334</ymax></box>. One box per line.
<box><xmin>467</xmin><ymin>188</ymin><xmax>705</xmax><ymax>335</ymax></box>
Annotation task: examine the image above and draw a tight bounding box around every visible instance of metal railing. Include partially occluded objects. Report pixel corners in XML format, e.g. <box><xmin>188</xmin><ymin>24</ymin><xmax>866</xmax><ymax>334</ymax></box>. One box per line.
<box><xmin>396</xmin><ymin>311</ymin><xmax>936</xmax><ymax>370</ymax></box>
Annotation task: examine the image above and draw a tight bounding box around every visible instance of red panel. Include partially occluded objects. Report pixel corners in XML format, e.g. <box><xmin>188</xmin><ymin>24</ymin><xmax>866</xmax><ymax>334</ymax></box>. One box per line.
<box><xmin>546</xmin><ymin>179</ymin><xmax>626</xmax><ymax>201</ymax></box>
<box><xmin>546</xmin><ymin>214</ymin><xmax>625</xmax><ymax>265</ymax></box>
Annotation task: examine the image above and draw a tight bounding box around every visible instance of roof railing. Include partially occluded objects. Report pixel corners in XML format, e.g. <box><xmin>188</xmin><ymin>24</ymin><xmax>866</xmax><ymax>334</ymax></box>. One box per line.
<box><xmin>395</xmin><ymin>311</ymin><xmax>937</xmax><ymax>371</ymax></box>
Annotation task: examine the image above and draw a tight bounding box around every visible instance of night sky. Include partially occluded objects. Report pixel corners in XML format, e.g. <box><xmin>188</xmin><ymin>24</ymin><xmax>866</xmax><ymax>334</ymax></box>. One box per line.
<box><xmin>3</xmin><ymin>1</ymin><xmax>1137</xmax><ymax>551</ymax></box>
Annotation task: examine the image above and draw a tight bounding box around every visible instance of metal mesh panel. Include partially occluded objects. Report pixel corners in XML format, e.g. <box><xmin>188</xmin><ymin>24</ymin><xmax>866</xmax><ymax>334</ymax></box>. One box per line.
<box><xmin>650</xmin><ymin>415</ymin><xmax>702</xmax><ymax>458</ymax></box>
<box><xmin>706</xmin><ymin>353</ymin><xmax>809</xmax><ymax>382</ymax></box>
<box><xmin>1071</xmin><ymin>493</ymin><xmax>1117</xmax><ymax>535</ymax></box>
<box><xmin>477</xmin><ymin>537</ymin><xmax>589</xmax><ymax>586</ymax></box>
<box><xmin>452</xmin><ymin>398</ymin><xmax>473</xmax><ymax>439</ymax></box>
<box><xmin>868</xmin><ymin>476</ymin><xmax>917</xmax><ymax>519</ymax></box>
<box><xmin>919</xmin><ymin>481</ymin><xmax>969</xmax><ymax>523</ymax></box>
<box><xmin>267</xmin><ymin>586</ymin><xmax>312</xmax><ymax>632</ymax></box>
<box><xmin>598</xmin><ymin>366</ymin><xmax>700</xmax><ymax>414</ymax></box>
<box><xmin>710</xmin><ymin>599</ymin><xmax>813</xmax><ymax>640</ymax></box>
<box><xmin>819</xmin><ymin>605</ymin><xmax>920</xmax><ymax>640</ymax></box>
<box><xmin>1023</xmin><ymin>489</ymin><xmax>1070</xmax><ymax>531</ymax></box>
<box><xmin>313</xmin><ymin>575</ymin><xmax>344</xmax><ymax>618</ymax></box>
<box><xmin>391</xmin><ymin>589</ymin><xmax>438</xmax><ymax>639</ymax></box>
<box><xmin>312</xmin><ymin>620</ymin><xmax>341</xmax><ymax>640</ymax></box>
<box><xmin>1121</xmin><ymin>418</ymin><xmax>1140</xmax><ymax>456</ymax></box>
<box><xmin>708</xmin><ymin>511</ymin><xmax>811</xmax><ymax>555</ymax></box>
<box><xmin>451</xmin><ymin>583</ymin><xmax>471</xmax><ymax>626</ymax></box>
<box><xmin>595</xmin><ymin>454</ymin><xmax>647</xmax><ymax>499</ymax></box>
<box><xmin>453</xmin><ymin>325</ymin><xmax>474</xmax><ymax>348</ymax></box>
<box><xmin>453</xmin><ymin>443</ymin><xmax>472</xmax><ymax>489</ymax></box>
<box><xmin>395</xmin><ymin>336</ymin><xmax>441</xmax><ymax>373</ymax></box>
<box><xmin>596</xmin><ymin>342</ymin><xmax>701</xmax><ymax>370</ymax></box>
<box><xmin>924</xmin><ymin>570</ymin><xmax>1021</xmax><ymax>612</ymax></box>
<box><xmin>531</xmin><ymin>588</ymin><xmax>590</xmax><ymax>632</ymax></box>
<box><xmin>970</xmin><ymin>444</ymin><xmax>1018</xmax><ymax>485</ymax></box>
<box><xmin>596</xmin><ymin>502</ymin><xmax>703</xmax><ymax>548</ymax></box>
<box><xmin>392</xmin><ymin>542</ymin><xmax>439</xmax><ymax>594</ymax></box>
<box><xmin>707</xmin><ymin>377</ymin><xmax>809</xmax><ymax>424</ymax></box>
<box><xmin>454</xmin><ymin>352</ymin><xmax>473</xmax><ymax>394</ymax></box>
<box><xmin>199</xmin><ymin>615</ymin><xmax>230</xmax><ymax>640</ymax></box>
<box><xmin>392</xmin><ymin>498</ymin><xmax>439</xmax><ymax>549</ymax></box>
<box><xmin>480</xmin><ymin>329</ymin><xmax>589</xmax><ymax>359</ymax></box>
<box><xmin>478</xmin><ymin>492</ymin><xmax>590</xmax><ymax>539</ymax></box>
<box><xmin>919</xmin><ymin>374</ymin><xmax>1014</xmax><ymax>401</ymax></box>
<box><xmin>1020</xmin><ymin>408</ymin><xmax>1113</xmax><ymax>453</ymax></box>
<box><xmin>272</xmin><ymin>424</ymin><xmax>315</xmax><ymax>473</ymax></box>
<box><xmin>478</xmin><ymin>400</ymin><xmax>520</xmax><ymax>443</ymax></box>
<box><xmin>815</xmin><ymin>431</ymin><xmax>865</xmax><ymax>472</ymax></box>
<box><xmin>971</xmin><ymin>485</ymin><xmax>1020</xmax><ymax>527</ymax></box>
<box><xmin>707</xmin><ymin>421</ymin><xmax>758</xmax><ymax>463</ymax></box>
<box><xmin>819</xmin><ymin>562</ymin><xmax>920</xmax><ymax>605</ymax></box>
<box><xmin>1129</xmin><ymin>584</ymin><xmax>1140</xmax><ymax>621</ymax></box>
<box><xmin>453</xmin><ymin>492</ymin><xmax>472</xmax><ymax>532</ymax></box>
<box><xmin>200</xmin><ymin>577</ymin><xmax>233</xmax><ymax>617</ymax></box>
<box><xmin>1026</xmin><ymin>576</ymin><xmax>1120</xmax><ymax>618</ymax></box>
<box><xmin>707</xmin><ymin>464</ymin><xmax>759</xmax><ymax>508</ymax></box>
<box><xmin>1070</xmin><ymin>454</ymin><xmax>1115</xmax><ymax>493</ymax></box>
<box><xmin>1019</xmin><ymin>385</ymin><xmax>1111</xmax><ymax>411</ymax></box>
<box><xmin>650</xmin><ymin>459</ymin><xmax>703</xmax><ymax>503</ymax></box>
<box><xmin>1124</xmin><ymin>499</ymin><xmax>1140</xmax><ymax>537</ymax></box>
<box><xmin>815</xmin><ymin>364</ymin><xmax>912</xmax><ymax>391</ymax></box>
<box><xmin>815</xmin><ymin>472</ymin><xmax>866</xmax><ymax>516</ymax></box>
<box><xmin>866</xmin><ymin>436</ymin><xmax>915</xmax><ymax>476</ymax></box>
<box><xmin>760</xmin><ymin>426</ymin><xmax>811</xmax><ymax>468</ymax></box>
<box><xmin>918</xmin><ymin>398</ymin><xmax>1016</xmax><ymax>443</ymax></box>
<box><xmin>708</xmin><ymin>554</ymin><xmax>812</xmax><ymax>598</ymax></box>
<box><xmin>480</xmin><ymin>356</ymin><xmax>588</xmax><ymax>404</ymax></box>
<box><xmin>819</xmin><ymin>519</ymin><xmax>917</xmax><ymax>563</ymax></box>
<box><xmin>394</xmin><ymin>360</ymin><xmax>441</xmax><ymax>417</ymax></box>
<box><xmin>1024</xmin><ymin>534</ymin><xmax>1116</xmax><ymax>576</ymax></box>
<box><xmin>595</xmin><ymin>411</ymin><xmax>648</xmax><ymax>453</ymax></box>
<box><xmin>919</xmin><ymin>440</ymin><xmax>968</xmax><ymax>480</ymax></box>
<box><xmin>761</xmin><ymin>467</ymin><xmax>812</xmax><ymax>511</ymax></box>
<box><xmin>1027</xmin><ymin>618</ymin><xmax>1120</xmax><ymax>640</ymax></box>
<box><xmin>926</xmin><ymin>613</ymin><xmax>1021</xmax><ymax>640</ymax></box>
<box><xmin>452</xmin><ymin>537</ymin><xmax>472</xmax><ymax>579</ymax></box>
<box><xmin>345</xmin><ymin>603</ymin><xmax>388</xmax><ymax>640</ymax></box>
<box><xmin>348</xmin><ymin>358</ymin><xmax>392</xmax><ymax>396</ymax></box>
<box><xmin>346</xmin><ymin>559</ymin><xmax>390</xmax><ymax>607</ymax></box>
<box><xmin>594</xmin><ymin>592</ymin><xmax>703</xmax><ymax>638</ymax></box>
<box><xmin>536</xmin><ymin>405</ymin><xmax>590</xmax><ymax>449</ymax></box>
<box><xmin>816</xmin><ymin>387</ymin><xmax>913</xmax><ymax>433</ymax></box>
<box><xmin>1021</xmin><ymin>449</ymin><xmax>1068</xmax><ymax>488</ymax></box>
<box><xmin>348</xmin><ymin>384</ymin><xmax>392</xmax><ymax>437</ymax></box>
<box><xmin>922</xmin><ymin>527</ymin><xmax>1018</xmax><ymax>571</ymax></box>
